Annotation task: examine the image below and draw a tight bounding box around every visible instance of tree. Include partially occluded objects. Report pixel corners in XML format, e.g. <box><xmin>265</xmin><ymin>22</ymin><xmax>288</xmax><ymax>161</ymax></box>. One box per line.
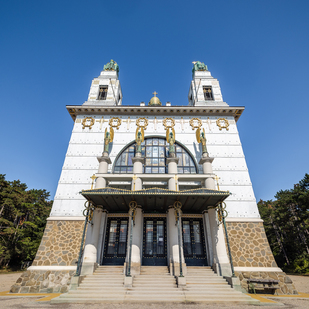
<box><xmin>258</xmin><ymin>174</ymin><xmax>309</xmax><ymax>274</ymax></box>
<box><xmin>0</xmin><ymin>175</ymin><xmax>52</xmax><ymax>268</ymax></box>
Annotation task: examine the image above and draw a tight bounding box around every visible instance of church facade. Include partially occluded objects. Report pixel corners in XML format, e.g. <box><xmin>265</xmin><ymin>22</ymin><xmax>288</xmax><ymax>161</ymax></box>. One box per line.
<box><xmin>11</xmin><ymin>61</ymin><xmax>297</xmax><ymax>295</ymax></box>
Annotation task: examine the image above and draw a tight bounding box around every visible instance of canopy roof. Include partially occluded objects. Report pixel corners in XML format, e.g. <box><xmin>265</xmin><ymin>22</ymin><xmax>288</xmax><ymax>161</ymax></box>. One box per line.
<box><xmin>80</xmin><ymin>187</ymin><xmax>230</xmax><ymax>213</ymax></box>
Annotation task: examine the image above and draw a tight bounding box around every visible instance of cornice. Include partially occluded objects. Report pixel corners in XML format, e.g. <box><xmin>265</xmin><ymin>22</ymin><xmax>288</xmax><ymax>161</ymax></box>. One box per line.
<box><xmin>66</xmin><ymin>105</ymin><xmax>244</xmax><ymax>122</ymax></box>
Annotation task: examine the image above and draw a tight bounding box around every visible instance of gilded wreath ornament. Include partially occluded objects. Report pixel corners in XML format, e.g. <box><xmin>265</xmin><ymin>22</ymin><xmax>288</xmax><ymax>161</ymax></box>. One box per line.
<box><xmin>82</xmin><ymin>117</ymin><xmax>95</xmax><ymax>129</ymax></box>
<box><xmin>189</xmin><ymin>118</ymin><xmax>202</xmax><ymax>130</ymax></box>
<box><xmin>162</xmin><ymin>117</ymin><xmax>175</xmax><ymax>130</ymax></box>
<box><xmin>136</xmin><ymin>117</ymin><xmax>148</xmax><ymax>129</ymax></box>
<box><xmin>216</xmin><ymin>118</ymin><xmax>229</xmax><ymax>131</ymax></box>
<box><xmin>109</xmin><ymin>117</ymin><xmax>122</xmax><ymax>130</ymax></box>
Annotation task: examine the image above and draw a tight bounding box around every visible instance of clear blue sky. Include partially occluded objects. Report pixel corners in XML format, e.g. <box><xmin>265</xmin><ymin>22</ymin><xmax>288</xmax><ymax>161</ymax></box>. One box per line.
<box><xmin>1</xmin><ymin>0</ymin><xmax>308</xmax><ymax>201</ymax></box>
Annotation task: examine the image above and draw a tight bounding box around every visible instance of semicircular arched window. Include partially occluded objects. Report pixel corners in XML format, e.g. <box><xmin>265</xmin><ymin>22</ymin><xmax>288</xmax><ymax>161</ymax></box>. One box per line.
<box><xmin>113</xmin><ymin>137</ymin><xmax>197</xmax><ymax>174</ymax></box>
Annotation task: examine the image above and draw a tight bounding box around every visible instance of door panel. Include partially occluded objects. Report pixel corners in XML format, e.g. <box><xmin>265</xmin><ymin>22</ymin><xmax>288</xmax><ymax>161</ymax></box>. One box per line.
<box><xmin>102</xmin><ymin>218</ymin><xmax>128</xmax><ymax>265</ymax></box>
<box><xmin>182</xmin><ymin>218</ymin><xmax>207</xmax><ymax>266</ymax></box>
<box><xmin>143</xmin><ymin>218</ymin><xmax>167</xmax><ymax>266</ymax></box>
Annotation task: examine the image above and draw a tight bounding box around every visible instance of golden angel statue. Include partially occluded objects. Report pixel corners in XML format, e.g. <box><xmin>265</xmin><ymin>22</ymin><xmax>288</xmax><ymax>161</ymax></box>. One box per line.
<box><xmin>196</xmin><ymin>127</ymin><xmax>208</xmax><ymax>154</ymax></box>
<box><xmin>166</xmin><ymin>127</ymin><xmax>176</xmax><ymax>156</ymax></box>
<box><xmin>135</xmin><ymin>126</ymin><xmax>144</xmax><ymax>153</ymax></box>
<box><xmin>103</xmin><ymin>126</ymin><xmax>114</xmax><ymax>154</ymax></box>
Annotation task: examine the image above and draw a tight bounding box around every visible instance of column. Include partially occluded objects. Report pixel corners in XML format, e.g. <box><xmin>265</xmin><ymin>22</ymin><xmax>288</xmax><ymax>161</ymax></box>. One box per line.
<box><xmin>199</xmin><ymin>153</ymin><xmax>232</xmax><ymax>277</ymax></box>
<box><xmin>131</xmin><ymin>153</ymin><xmax>144</xmax><ymax>191</ymax></box>
<box><xmin>96</xmin><ymin>154</ymin><xmax>111</xmax><ymax>188</ymax></box>
<box><xmin>126</xmin><ymin>207</ymin><xmax>142</xmax><ymax>275</ymax></box>
<box><xmin>81</xmin><ymin>208</ymin><xmax>104</xmax><ymax>275</ymax></box>
<box><xmin>166</xmin><ymin>157</ymin><xmax>179</xmax><ymax>190</ymax></box>
<box><xmin>167</xmin><ymin>207</ymin><xmax>186</xmax><ymax>277</ymax></box>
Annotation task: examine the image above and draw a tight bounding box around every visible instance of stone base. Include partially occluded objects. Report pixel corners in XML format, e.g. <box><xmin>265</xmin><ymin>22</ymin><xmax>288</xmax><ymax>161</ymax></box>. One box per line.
<box><xmin>176</xmin><ymin>276</ymin><xmax>186</xmax><ymax>287</ymax></box>
<box><xmin>235</xmin><ymin>271</ymin><xmax>298</xmax><ymax>295</ymax></box>
<box><xmin>124</xmin><ymin>276</ymin><xmax>133</xmax><ymax>287</ymax></box>
<box><xmin>170</xmin><ymin>262</ymin><xmax>187</xmax><ymax>276</ymax></box>
<box><xmin>123</xmin><ymin>262</ymin><xmax>140</xmax><ymax>275</ymax></box>
<box><xmin>10</xmin><ymin>270</ymin><xmax>75</xmax><ymax>294</ymax></box>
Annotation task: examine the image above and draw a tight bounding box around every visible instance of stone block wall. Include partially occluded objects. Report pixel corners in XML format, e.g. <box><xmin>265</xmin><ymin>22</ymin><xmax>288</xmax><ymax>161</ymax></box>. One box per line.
<box><xmin>10</xmin><ymin>270</ymin><xmax>75</xmax><ymax>294</ymax></box>
<box><xmin>226</xmin><ymin>221</ymin><xmax>297</xmax><ymax>294</ymax></box>
<box><xmin>32</xmin><ymin>220</ymin><xmax>84</xmax><ymax>267</ymax></box>
<box><xmin>10</xmin><ymin>220</ymin><xmax>85</xmax><ymax>293</ymax></box>
<box><xmin>226</xmin><ymin>221</ymin><xmax>277</xmax><ymax>268</ymax></box>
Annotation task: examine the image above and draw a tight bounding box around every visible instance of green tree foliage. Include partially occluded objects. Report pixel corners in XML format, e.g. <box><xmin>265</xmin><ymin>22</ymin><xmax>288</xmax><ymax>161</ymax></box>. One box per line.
<box><xmin>258</xmin><ymin>174</ymin><xmax>309</xmax><ymax>274</ymax></box>
<box><xmin>0</xmin><ymin>174</ymin><xmax>52</xmax><ymax>268</ymax></box>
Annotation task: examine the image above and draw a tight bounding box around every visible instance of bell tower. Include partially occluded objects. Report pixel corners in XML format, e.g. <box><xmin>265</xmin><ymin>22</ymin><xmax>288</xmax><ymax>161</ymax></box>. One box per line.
<box><xmin>84</xmin><ymin>59</ymin><xmax>123</xmax><ymax>106</ymax></box>
<box><xmin>188</xmin><ymin>61</ymin><xmax>226</xmax><ymax>107</ymax></box>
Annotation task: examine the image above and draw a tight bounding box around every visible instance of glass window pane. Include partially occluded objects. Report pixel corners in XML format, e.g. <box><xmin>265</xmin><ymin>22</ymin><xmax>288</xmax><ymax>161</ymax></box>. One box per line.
<box><xmin>145</xmin><ymin>167</ymin><xmax>151</xmax><ymax>173</ymax></box>
<box><xmin>141</xmin><ymin>146</ymin><xmax>145</xmax><ymax>157</ymax></box>
<box><xmin>120</xmin><ymin>167</ymin><xmax>127</xmax><ymax>173</ymax></box>
<box><xmin>159</xmin><ymin>158</ymin><xmax>165</xmax><ymax>166</ymax></box>
<box><xmin>107</xmin><ymin>221</ymin><xmax>117</xmax><ymax>255</ymax></box>
<box><xmin>159</xmin><ymin>147</ymin><xmax>165</xmax><ymax>157</ymax></box>
<box><xmin>145</xmin><ymin>158</ymin><xmax>151</xmax><ymax>165</ymax></box>
<box><xmin>118</xmin><ymin>221</ymin><xmax>128</xmax><ymax>255</ymax></box>
<box><xmin>159</xmin><ymin>139</ymin><xmax>165</xmax><ymax>145</ymax></box>
<box><xmin>157</xmin><ymin>221</ymin><xmax>164</xmax><ymax>255</ymax></box>
<box><xmin>146</xmin><ymin>148</ymin><xmax>151</xmax><ymax>157</ymax></box>
<box><xmin>146</xmin><ymin>139</ymin><xmax>152</xmax><ymax>145</ymax></box>
<box><xmin>178</xmin><ymin>168</ymin><xmax>184</xmax><ymax>174</ymax></box>
<box><xmin>153</xmin><ymin>158</ymin><xmax>158</xmax><ymax>166</ymax></box>
<box><xmin>184</xmin><ymin>167</ymin><xmax>190</xmax><ymax>174</ymax></box>
<box><xmin>127</xmin><ymin>166</ymin><xmax>133</xmax><ymax>173</ymax></box>
<box><xmin>128</xmin><ymin>153</ymin><xmax>134</xmax><ymax>165</ymax></box>
<box><xmin>159</xmin><ymin>167</ymin><xmax>165</xmax><ymax>173</ymax></box>
<box><xmin>152</xmin><ymin>167</ymin><xmax>159</xmax><ymax>173</ymax></box>
<box><xmin>153</xmin><ymin>146</ymin><xmax>158</xmax><ymax>157</ymax></box>
<box><xmin>193</xmin><ymin>221</ymin><xmax>202</xmax><ymax>255</ymax></box>
<box><xmin>114</xmin><ymin>167</ymin><xmax>120</xmax><ymax>173</ymax></box>
<box><xmin>183</xmin><ymin>221</ymin><xmax>192</xmax><ymax>255</ymax></box>
<box><xmin>145</xmin><ymin>221</ymin><xmax>153</xmax><ymax>255</ymax></box>
<box><xmin>153</xmin><ymin>139</ymin><xmax>159</xmax><ymax>145</ymax></box>
<box><xmin>177</xmin><ymin>153</ymin><xmax>183</xmax><ymax>166</ymax></box>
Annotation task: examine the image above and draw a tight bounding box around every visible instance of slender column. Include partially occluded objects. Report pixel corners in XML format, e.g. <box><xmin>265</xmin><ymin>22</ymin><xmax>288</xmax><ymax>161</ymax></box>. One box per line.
<box><xmin>96</xmin><ymin>155</ymin><xmax>111</xmax><ymax>188</ymax></box>
<box><xmin>131</xmin><ymin>154</ymin><xmax>144</xmax><ymax>190</ymax></box>
<box><xmin>202</xmin><ymin>210</ymin><xmax>213</xmax><ymax>266</ymax></box>
<box><xmin>199</xmin><ymin>153</ymin><xmax>231</xmax><ymax>277</ymax></box>
<box><xmin>167</xmin><ymin>157</ymin><xmax>179</xmax><ymax>190</ymax></box>
<box><xmin>167</xmin><ymin>207</ymin><xmax>186</xmax><ymax>276</ymax></box>
<box><xmin>81</xmin><ymin>208</ymin><xmax>104</xmax><ymax>275</ymax></box>
<box><xmin>126</xmin><ymin>207</ymin><xmax>142</xmax><ymax>275</ymax></box>
<box><xmin>96</xmin><ymin>210</ymin><xmax>108</xmax><ymax>263</ymax></box>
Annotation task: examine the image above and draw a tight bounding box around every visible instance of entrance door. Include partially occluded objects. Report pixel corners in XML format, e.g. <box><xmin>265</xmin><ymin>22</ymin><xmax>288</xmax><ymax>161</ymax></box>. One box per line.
<box><xmin>182</xmin><ymin>218</ymin><xmax>207</xmax><ymax>266</ymax></box>
<box><xmin>143</xmin><ymin>218</ymin><xmax>167</xmax><ymax>266</ymax></box>
<box><xmin>102</xmin><ymin>218</ymin><xmax>128</xmax><ymax>265</ymax></box>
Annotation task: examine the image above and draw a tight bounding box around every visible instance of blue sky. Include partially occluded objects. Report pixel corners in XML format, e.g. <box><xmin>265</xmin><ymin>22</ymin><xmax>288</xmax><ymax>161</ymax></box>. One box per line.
<box><xmin>1</xmin><ymin>0</ymin><xmax>308</xmax><ymax>201</ymax></box>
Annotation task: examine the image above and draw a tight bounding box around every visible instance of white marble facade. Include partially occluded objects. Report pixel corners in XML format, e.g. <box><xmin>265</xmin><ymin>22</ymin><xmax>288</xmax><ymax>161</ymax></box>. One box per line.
<box><xmin>50</xmin><ymin>66</ymin><xmax>259</xmax><ymax>221</ymax></box>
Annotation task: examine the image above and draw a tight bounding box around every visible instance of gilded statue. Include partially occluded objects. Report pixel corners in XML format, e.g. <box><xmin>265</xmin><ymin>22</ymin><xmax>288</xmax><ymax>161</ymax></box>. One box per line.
<box><xmin>103</xmin><ymin>59</ymin><xmax>119</xmax><ymax>74</ymax></box>
<box><xmin>192</xmin><ymin>61</ymin><xmax>208</xmax><ymax>76</ymax></box>
<box><xmin>166</xmin><ymin>127</ymin><xmax>176</xmax><ymax>156</ymax></box>
<box><xmin>196</xmin><ymin>127</ymin><xmax>208</xmax><ymax>154</ymax></box>
<box><xmin>103</xmin><ymin>126</ymin><xmax>114</xmax><ymax>154</ymax></box>
<box><xmin>135</xmin><ymin>127</ymin><xmax>144</xmax><ymax>153</ymax></box>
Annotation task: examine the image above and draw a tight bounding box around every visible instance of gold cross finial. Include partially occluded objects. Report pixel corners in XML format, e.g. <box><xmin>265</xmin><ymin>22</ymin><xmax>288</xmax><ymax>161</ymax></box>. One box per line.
<box><xmin>152</xmin><ymin>91</ymin><xmax>158</xmax><ymax>97</ymax></box>
<box><xmin>90</xmin><ymin>174</ymin><xmax>97</xmax><ymax>189</ymax></box>
<box><xmin>214</xmin><ymin>175</ymin><xmax>220</xmax><ymax>190</ymax></box>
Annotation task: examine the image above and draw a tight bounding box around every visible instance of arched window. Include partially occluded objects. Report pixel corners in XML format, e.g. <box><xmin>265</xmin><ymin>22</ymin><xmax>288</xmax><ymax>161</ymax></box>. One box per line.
<box><xmin>113</xmin><ymin>137</ymin><xmax>197</xmax><ymax>174</ymax></box>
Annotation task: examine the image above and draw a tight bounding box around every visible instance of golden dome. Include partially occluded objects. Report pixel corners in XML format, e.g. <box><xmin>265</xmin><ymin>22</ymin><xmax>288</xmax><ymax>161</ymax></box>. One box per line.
<box><xmin>148</xmin><ymin>91</ymin><xmax>162</xmax><ymax>106</ymax></box>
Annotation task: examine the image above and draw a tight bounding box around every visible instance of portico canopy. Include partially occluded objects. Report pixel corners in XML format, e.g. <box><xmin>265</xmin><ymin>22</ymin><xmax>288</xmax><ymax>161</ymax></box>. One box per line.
<box><xmin>80</xmin><ymin>187</ymin><xmax>231</xmax><ymax>213</ymax></box>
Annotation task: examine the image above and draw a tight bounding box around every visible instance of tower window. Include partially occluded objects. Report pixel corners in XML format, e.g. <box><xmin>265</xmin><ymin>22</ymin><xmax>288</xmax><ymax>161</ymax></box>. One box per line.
<box><xmin>203</xmin><ymin>86</ymin><xmax>213</xmax><ymax>100</ymax></box>
<box><xmin>98</xmin><ymin>86</ymin><xmax>108</xmax><ymax>100</ymax></box>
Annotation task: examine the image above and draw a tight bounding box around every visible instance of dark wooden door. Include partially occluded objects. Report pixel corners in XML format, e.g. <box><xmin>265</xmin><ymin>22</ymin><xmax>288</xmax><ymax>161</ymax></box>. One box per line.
<box><xmin>142</xmin><ymin>218</ymin><xmax>167</xmax><ymax>266</ymax></box>
<box><xmin>182</xmin><ymin>218</ymin><xmax>207</xmax><ymax>266</ymax></box>
<box><xmin>102</xmin><ymin>218</ymin><xmax>128</xmax><ymax>265</ymax></box>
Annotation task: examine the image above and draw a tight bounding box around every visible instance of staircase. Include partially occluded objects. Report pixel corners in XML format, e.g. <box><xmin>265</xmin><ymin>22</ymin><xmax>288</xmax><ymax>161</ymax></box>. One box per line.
<box><xmin>125</xmin><ymin>266</ymin><xmax>183</xmax><ymax>302</ymax></box>
<box><xmin>52</xmin><ymin>266</ymin><xmax>127</xmax><ymax>303</ymax></box>
<box><xmin>52</xmin><ymin>265</ymin><xmax>259</xmax><ymax>304</ymax></box>
<box><xmin>183</xmin><ymin>266</ymin><xmax>259</xmax><ymax>304</ymax></box>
